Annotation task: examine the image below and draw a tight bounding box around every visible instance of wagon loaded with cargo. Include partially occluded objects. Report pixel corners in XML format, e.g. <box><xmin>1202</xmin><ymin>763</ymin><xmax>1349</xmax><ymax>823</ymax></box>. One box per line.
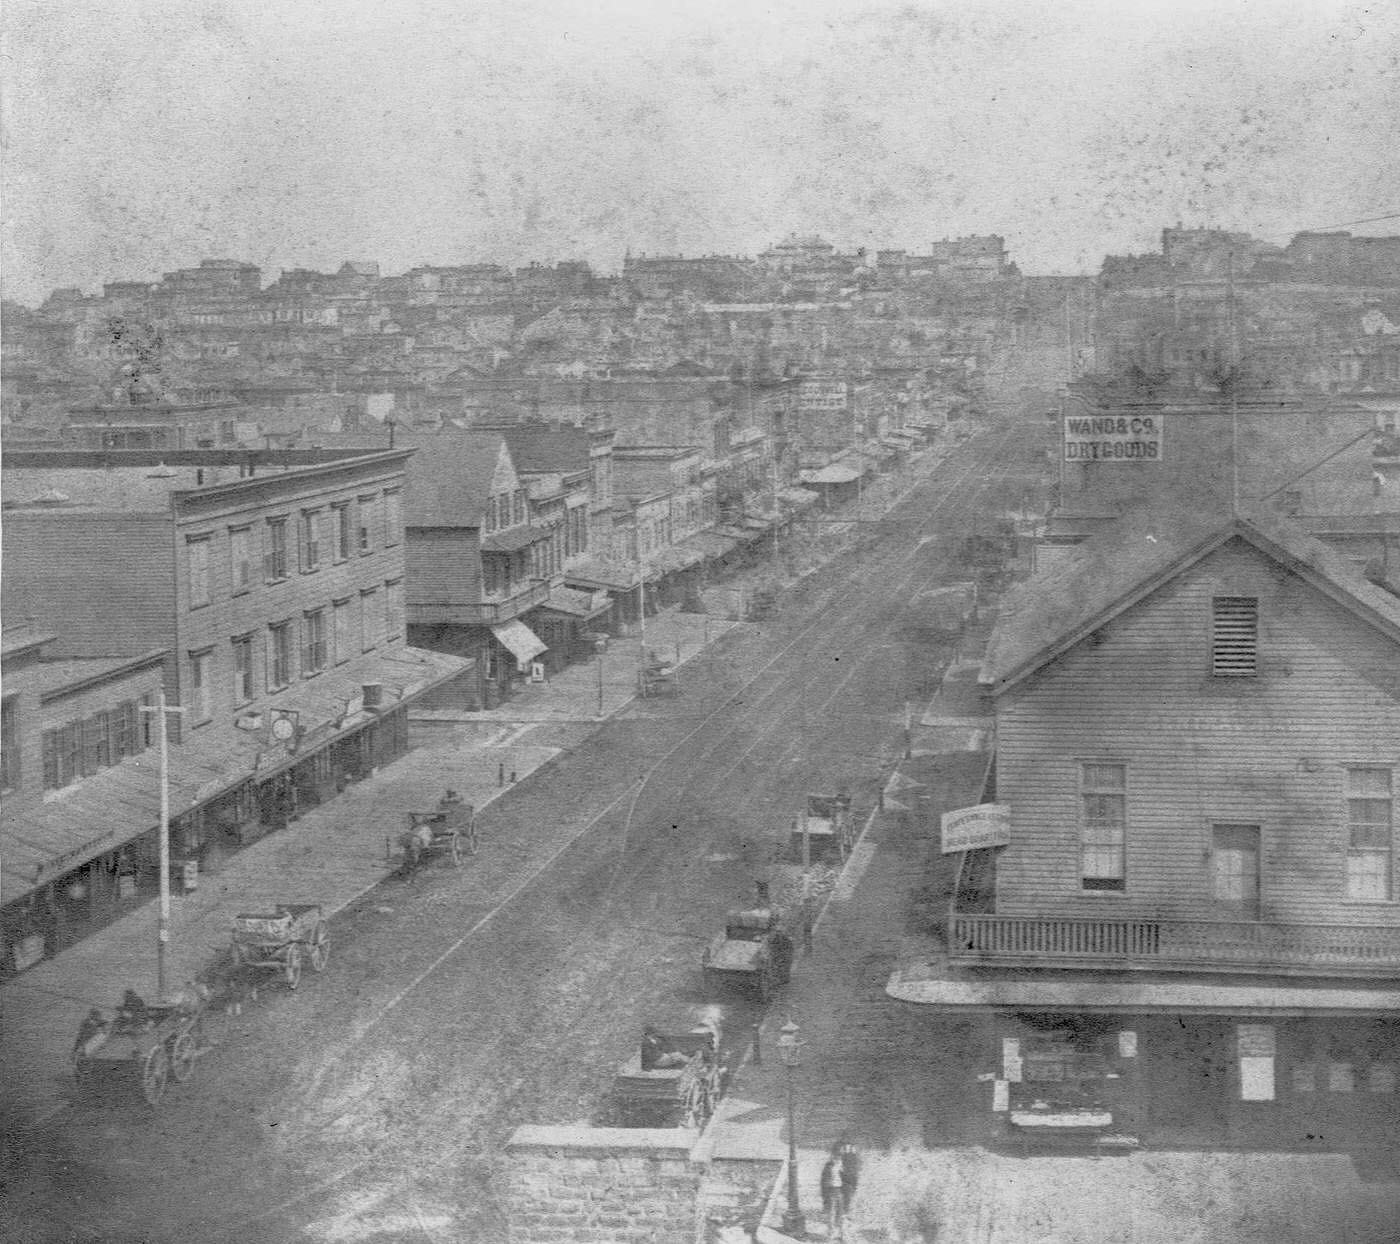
<box><xmin>610</xmin><ymin>1014</ymin><xmax>724</xmax><ymax>1129</ymax></box>
<box><xmin>701</xmin><ymin>907</ymin><xmax>794</xmax><ymax>1003</ymax></box>
<box><xmin>230</xmin><ymin>903</ymin><xmax>330</xmax><ymax>990</ymax></box>
<box><xmin>73</xmin><ymin>991</ymin><xmax>208</xmax><ymax>1107</ymax></box>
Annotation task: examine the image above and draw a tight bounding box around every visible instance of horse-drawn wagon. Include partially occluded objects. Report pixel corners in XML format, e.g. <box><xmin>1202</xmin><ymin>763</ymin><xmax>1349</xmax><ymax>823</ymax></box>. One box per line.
<box><xmin>610</xmin><ymin>1014</ymin><xmax>724</xmax><ymax>1129</ymax></box>
<box><xmin>396</xmin><ymin>790</ymin><xmax>476</xmax><ymax>876</ymax></box>
<box><xmin>72</xmin><ymin>989</ymin><xmax>207</xmax><ymax>1106</ymax></box>
<box><xmin>790</xmin><ymin>791</ymin><xmax>854</xmax><ymax>864</ymax></box>
<box><xmin>230</xmin><ymin>903</ymin><xmax>329</xmax><ymax>990</ymax></box>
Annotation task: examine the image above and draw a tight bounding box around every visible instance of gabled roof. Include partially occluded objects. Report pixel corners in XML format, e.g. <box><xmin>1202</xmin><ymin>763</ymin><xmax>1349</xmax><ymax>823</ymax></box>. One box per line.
<box><xmin>981</xmin><ymin>509</ymin><xmax>1400</xmax><ymax>696</ymax></box>
<box><xmin>476</xmin><ymin>421</ymin><xmax>591</xmax><ymax>474</ymax></box>
<box><xmin>402</xmin><ymin>430</ymin><xmax>510</xmax><ymax>528</ymax></box>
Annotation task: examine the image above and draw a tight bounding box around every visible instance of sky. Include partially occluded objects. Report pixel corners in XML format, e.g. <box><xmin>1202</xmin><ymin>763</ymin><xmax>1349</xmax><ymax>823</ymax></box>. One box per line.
<box><xmin>3</xmin><ymin>0</ymin><xmax>1398</xmax><ymax>304</ymax></box>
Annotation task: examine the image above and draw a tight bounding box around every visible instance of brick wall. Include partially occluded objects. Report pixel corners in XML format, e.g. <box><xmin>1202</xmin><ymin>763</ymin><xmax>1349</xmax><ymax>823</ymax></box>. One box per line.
<box><xmin>504</xmin><ymin>1126</ymin><xmax>780</xmax><ymax>1244</ymax></box>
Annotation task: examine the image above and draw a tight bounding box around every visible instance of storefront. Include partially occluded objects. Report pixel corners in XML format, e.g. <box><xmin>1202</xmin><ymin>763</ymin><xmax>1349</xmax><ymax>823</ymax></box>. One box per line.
<box><xmin>530</xmin><ymin>587</ymin><xmax>613</xmax><ymax>668</ymax></box>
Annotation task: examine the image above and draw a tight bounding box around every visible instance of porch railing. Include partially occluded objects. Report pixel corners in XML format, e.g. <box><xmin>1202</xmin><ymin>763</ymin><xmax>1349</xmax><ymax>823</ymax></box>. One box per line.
<box><xmin>947</xmin><ymin>912</ymin><xmax>1400</xmax><ymax>977</ymax></box>
<box><xmin>407</xmin><ymin>579</ymin><xmax>553</xmax><ymax>627</ymax></box>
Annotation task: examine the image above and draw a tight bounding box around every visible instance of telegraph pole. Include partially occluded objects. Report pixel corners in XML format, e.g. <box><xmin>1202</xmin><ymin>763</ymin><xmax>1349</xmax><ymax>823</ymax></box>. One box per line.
<box><xmin>141</xmin><ymin>690</ymin><xmax>184</xmax><ymax>1000</ymax></box>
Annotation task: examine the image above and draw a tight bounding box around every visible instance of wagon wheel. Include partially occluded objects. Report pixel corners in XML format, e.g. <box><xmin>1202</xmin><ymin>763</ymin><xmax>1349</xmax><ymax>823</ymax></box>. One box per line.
<box><xmin>168</xmin><ymin>1031</ymin><xmax>196</xmax><ymax>1083</ymax></box>
<box><xmin>142</xmin><ymin>1043</ymin><xmax>169</xmax><ymax>1106</ymax></box>
<box><xmin>309</xmin><ymin>921</ymin><xmax>330</xmax><ymax>972</ymax></box>
<box><xmin>284</xmin><ymin>942</ymin><xmax>303</xmax><ymax>990</ymax></box>
<box><xmin>448</xmin><ymin>832</ymin><xmax>462</xmax><ymax>865</ymax></box>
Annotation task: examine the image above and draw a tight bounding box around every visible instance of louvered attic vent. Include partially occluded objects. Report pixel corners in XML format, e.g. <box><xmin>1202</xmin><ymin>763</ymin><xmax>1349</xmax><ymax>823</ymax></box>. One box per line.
<box><xmin>1212</xmin><ymin>596</ymin><xmax>1258</xmax><ymax>676</ymax></box>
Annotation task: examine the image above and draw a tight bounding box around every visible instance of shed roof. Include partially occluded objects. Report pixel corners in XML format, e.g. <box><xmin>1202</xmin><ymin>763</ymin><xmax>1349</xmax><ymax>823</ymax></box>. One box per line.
<box><xmin>981</xmin><ymin>509</ymin><xmax>1400</xmax><ymax>695</ymax></box>
<box><xmin>402</xmin><ymin>430</ymin><xmax>508</xmax><ymax>527</ymax></box>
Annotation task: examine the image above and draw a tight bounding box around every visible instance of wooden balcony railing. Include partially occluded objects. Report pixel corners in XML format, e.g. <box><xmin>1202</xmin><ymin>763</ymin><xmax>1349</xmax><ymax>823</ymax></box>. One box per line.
<box><xmin>947</xmin><ymin>912</ymin><xmax>1400</xmax><ymax>978</ymax></box>
<box><xmin>407</xmin><ymin>579</ymin><xmax>553</xmax><ymax>627</ymax></box>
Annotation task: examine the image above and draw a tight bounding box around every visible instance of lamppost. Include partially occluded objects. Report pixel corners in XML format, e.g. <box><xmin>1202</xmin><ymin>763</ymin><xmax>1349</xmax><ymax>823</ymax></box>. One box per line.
<box><xmin>140</xmin><ymin>690</ymin><xmax>184</xmax><ymax>1000</ymax></box>
<box><xmin>777</xmin><ymin>1017</ymin><xmax>806</xmax><ymax>1238</ymax></box>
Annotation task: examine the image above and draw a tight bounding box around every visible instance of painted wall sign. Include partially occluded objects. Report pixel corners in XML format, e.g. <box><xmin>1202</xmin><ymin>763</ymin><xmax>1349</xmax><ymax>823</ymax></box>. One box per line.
<box><xmin>1063</xmin><ymin>413</ymin><xmax>1164</xmax><ymax>462</ymax></box>
<box><xmin>799</xmin><ymin>379</ymin><xmax>848</xmax><ymax>411</ymax></box>
<box><xmin>941</xmin><ymin>803</ymin><xmax>1012</xmax><ymax>854</ymax></box>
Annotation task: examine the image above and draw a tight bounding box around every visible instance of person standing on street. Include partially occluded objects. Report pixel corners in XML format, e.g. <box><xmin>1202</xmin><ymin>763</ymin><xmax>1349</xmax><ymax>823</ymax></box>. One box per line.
<box><xmin>819</xmin><ymin>1143</ymin><xmax>846</xmax><ymax>1238</ymax></box>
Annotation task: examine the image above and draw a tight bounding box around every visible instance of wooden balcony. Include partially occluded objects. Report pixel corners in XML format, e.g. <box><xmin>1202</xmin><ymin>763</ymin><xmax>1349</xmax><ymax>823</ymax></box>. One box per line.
<box><xmin>947</xmin><ymin>912</ymin><xmax>1400</xmax><ymax>979</ymax></box>
<box><xmin>407</xmin><ymin>579</ymin><xmax>553</xmax><ymax>627</ymax></box>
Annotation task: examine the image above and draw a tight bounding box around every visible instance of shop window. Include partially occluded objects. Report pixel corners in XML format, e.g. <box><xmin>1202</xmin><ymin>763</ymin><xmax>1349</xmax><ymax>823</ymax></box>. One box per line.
<box><xmin>1</xmin><ymin>696</ymin><xmax>18</xmax><ymax>792</ymax></box>
<box><xmin>1211</xmin><ymin>596</ymin><xmax>1258</xmax><ymax>676</ymax></box>
<box><xmin>1346</xmin><ymin>766</ymin><xmax>1393</xmax><ymax>901</ymax></box>
<box><xmin>1080</xmin><ymin>762</ymin><xmax>1127</xmax><ymax>891</ymax></box>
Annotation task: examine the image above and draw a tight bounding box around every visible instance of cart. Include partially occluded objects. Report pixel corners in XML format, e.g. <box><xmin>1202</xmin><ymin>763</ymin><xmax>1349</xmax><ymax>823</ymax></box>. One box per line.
<box><xmin>73</xmin><ymin>993</ymin><xmax>207</xmax><ymax>1106</ymax></box>
<box><xmin>790</xmin><ymin>792</ymin><xmax>854</xmax><ymax>864</ymax></box>
<box><xmin>230</xmin><ymin>903</ymin><xmax>330</xmax><ymax>990</ymax></box>
<box><xmin>398</xmin><ymin>794</ymin><xmax>476</xmax><ymax>876</ymax></box>
<box><xmin>611</xmin><ymin>1015</ymin><xmax>724</xmax><ymax>1129</ymax></box>
<box><xmin>638</xmin><ymin>650</ymin><xmax>680</xmax><ymax>698</ymax></box>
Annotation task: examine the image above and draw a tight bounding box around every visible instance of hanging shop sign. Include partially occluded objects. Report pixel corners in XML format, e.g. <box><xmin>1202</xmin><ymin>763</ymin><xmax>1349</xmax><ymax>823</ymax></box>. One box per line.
<box><xmin>1063</xmin><ymin>413</ymin><xmax>1164</xmax><ymax>462</ymax></box>
<box><xmin>941</xmin><ymin>803</ymin><xmax>1012</xmax><ymax>854</ymax></box>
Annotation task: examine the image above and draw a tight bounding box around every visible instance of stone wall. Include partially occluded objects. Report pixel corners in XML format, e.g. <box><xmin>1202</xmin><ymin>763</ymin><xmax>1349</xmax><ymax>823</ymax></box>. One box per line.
<box><xmin>504</xmin><ymin>1125</ymin><xmax>782</xmax><ymax>1244</ymax></box>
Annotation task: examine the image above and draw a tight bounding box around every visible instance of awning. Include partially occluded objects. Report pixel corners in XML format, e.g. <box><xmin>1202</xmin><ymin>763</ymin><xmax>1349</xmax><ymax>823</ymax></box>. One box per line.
<box><xmin>648</xmin><ymin>544</ymin><xmax>705</xmax><ymax>574</ymax></box>
<box><xmin>681</xmin><ymin>531</ymin><xmax>739</xmax><ymax>560</ymax></box>
<box><xmin>798</xmin><ymin>464</ymin><xmax>862</xmax><ymax>485</ymax></box>
<box><xmin>491</xmin><ymin>619</ymin><xmax>548</xmax><ymax>664</ymax></box>
<box><xmin>2</xmin><ymin>645</ymin><xmax>472</xmax><ymax>906</ymax></box>
<box><xmin>537</xmin><ymin>586</ymin><xmax>612</xmax><ymax>620</ymax></box>
<box><xmin>566</xmin><ymin>557</ymin><xmax>644</xmax><ymax>592</ymax></box>
<box><xmin>480</xmin><ymin>525</ymin><xmax>553</xmax><ymax>553</ymax></box>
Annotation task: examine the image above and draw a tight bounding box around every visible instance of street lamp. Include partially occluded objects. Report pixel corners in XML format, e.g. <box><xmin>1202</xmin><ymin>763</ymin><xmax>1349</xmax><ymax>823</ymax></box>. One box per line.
<box><xmin>140</xmin><ymin>690</ymin><xmax>184</xmax><ymax>1000</ymax></box>
<box><xmin>777</xmin><ymin>1017</ymin><xmax>806</xmax><ymax>1238</ymax></box>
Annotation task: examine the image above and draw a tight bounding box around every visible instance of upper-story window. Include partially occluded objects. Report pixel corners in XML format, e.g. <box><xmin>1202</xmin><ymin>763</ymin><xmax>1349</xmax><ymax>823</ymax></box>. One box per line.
<box><xmin>189</xmin><ymin>650</ymin><xmax>213</xmax><ymax>723</ymax></box>
<box><xmin>1211</xmin><ymin>596</ymin><xmax>1258</xmax><ymax>677</ymax></box>
<box><xmin>300</xmin><ymin>510</ymin><xmax>322</xmax><ymax>573</ymax></box>
<box><xmin>0</xmin><ymin>697</ymin><xmax>18</xmax><ymax>793</ymax></box>
<box><xmin>360</xmin><ymin>587</ymin><xmax>382</xmax><ymax>651</ymax></box>
<box><xmin>1346</xmin><ymin>767</ymin><xmax>1394</xmax><ymax>902</ymax></box>
<box><xmin>333</xmin><ymin>598</ymin><xmax>354</xmax><ymax>664</ymax></box>
<box><xmin>1080</xmin><ymin>762</ymin><xmax>1127</xmax><ymax>891</ymax></box>
<box><xmin>265</xmin><ymin>518</ymin><xmax>289</xmax><ymax>582</ymax></box>
<box><xmin>358</xmin><ymin>495</ymin><xmax>377</xmax><ymax>554</ymax></box>
<box><xmin>232</xmin><ymin>634</ymin><xmax>255</xmax><ymax>704</ymax></box>
<box><xmin>269</xmin><ymin>621</ymin><xmax>293</xmax><ymax>689</ymax></box>
<box><xmin>231</xmin><ymin>526</ymin><xmax>254</xmax><ymax>594</ymax></box>
<box><xmin>332</xmin><ymin>503</ymin><xmax>352</xmax><ymax>562</ymax></box>
<box><xmin>187</xmin><ymin>536</ymin><xmax>211</xmax><ymax>608</ymax></box>
<box><xmin>384</xmin><ymin>489</ymin><xmax>403</xmax><ymax>547</ymax></box>
<box><xmin>302</xmin><ymin>609</ymin><xmax>327</xmax><ymax>675</ymax></box>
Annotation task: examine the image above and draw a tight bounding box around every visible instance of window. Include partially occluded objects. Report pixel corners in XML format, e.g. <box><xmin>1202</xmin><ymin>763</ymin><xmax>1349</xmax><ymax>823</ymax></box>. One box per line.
<box><xmin>361</xmin><ymin>587</ymin><xmax>381</xmax><ymax>651</ymax></box>
<box><xmin>358</xmin><ymin>496</ymin><xmax>376</xmax><ymax>554</ymax></box>
<box><xmin>384</xmin><ymin>489</ymin><xmax>402</xmax><ymax>547</ymax></box>
<box><xmin>1347</xmin><ymin>767</ymin><xmax>1394</xmax><ymax>901</ymax></box>
<box><xmin>484</xmin><ymin>557</ymin><xmax>501</xmax><ymax>596</ymax></box>
<box><xmin>113</xmin><ymin>700</ymin><xmax>140</xmax><ymax>760</ymax></box>
<box><xmin>42</xmin><ymin>723</ymin><xmax>81</xmax><ymax>790</ymax></box>
<box><xmin>265</xmin><ymin>518</ymin><xmax>289</xmax><ymax>581</ymax></box>
<box><xmin>139</xmin><ymin>692</ymin><xmax>156</xmax><ymax>749</ymax></box>
<box><xmin>1212</xmin><ymin>596</ymin><xmax>1258</xmax><ymax>676</ymax></box>
<box><xmin>333</xmin><ymin>598</ymin><xmax>354</xmax><ymax>664</ymax></box>
<box><xmin>384</xmin><ymin>579</ymin><xmax>404</xmax><ymax>643</ymax></box>
<box><xmin>269</xmin><ymin>621</ymin><xmax>294</xmax><ymax>689</ymax></box>
<box><xmin>302</xmin><ymin>609</ymin><xmax>327</xmax><ymax>675</ymax></box>
<box><xmin>82</xmin><ymin>712</ymin><xmax>111</xmax><ymax>771</ymax></box>
<box><xmin>1080</xmin><ymin>762</ymin><xmax>1127</xmax><ymax>891</ymax></box>
<box><xmin>187</xmin><ymin>536</ymin><xmax>211</xmax><ymax>607</ymax></box>
<box><xmin>232</xmin><ymin>635</ymin><xmax>254</xmax><ymax>704</ymax></box>
<box><xmin>189</xmin><ymin>650</ymin><xmax>213</xmax><ymax>722</ymax></box>
<box><xmin>300</xmin><ymin>510</ymin><xmax>322</xmax><ymax>572</ymax></box>
<box><xmin>231</xmin><ymin>526</ymin><xmax>254</xmax><ymax>593</ymax></box>
<box><xmin>1</xmin><ymin>697</ymin><xmax>18</xmax><ymax>792</ymax></box>
<box><xmin>332</xmin><ymin>503</ymin><xmax>352</xmax><ymax>561</ymax></box>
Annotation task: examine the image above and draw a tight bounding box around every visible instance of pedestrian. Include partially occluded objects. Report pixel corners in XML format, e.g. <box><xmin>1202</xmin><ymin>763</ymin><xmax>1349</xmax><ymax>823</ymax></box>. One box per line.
<box><xmin>754</xmin><ymin>879</ymin><xmax>771</xmax><ymax>908</ymax></box>
<box><xmin>819</xmin><ymin>1144</ymin><xmax>845</xmax><ymax>1237</ymax></box>
<box><xmin>801</xmin><ymin>897</ymin><xmax>815</xmax><ymax>956</ymax></box>
<box><xmin>838</xmin><ymin>1140</ymin><xmax>861</xmax><ymax>1214</ymax></box>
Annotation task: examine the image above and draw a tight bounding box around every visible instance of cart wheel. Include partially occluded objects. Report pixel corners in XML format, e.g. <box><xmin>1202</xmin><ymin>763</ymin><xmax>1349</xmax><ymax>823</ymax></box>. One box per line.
<box><xmin>142</xmin><ymin>1044</ymin><xmax>169</xmax><ymax>1105</ymax></box>
<box><xmin>168</xmin><ymin>1031</ymin><xmax>196</xmax><ymax>1082</ymax></box>
<box><xmin>448</xmin><ymin>832</ymin><xmax>462</xmax><ymax>865</ymax></box>
<box><xmin>309</xmin><ymin>922</ymin><xmax>330</xmax><ymax>973</ymax></box>
<box><xmin>284</xmin><ymin>942</ymin><xmax>303</xmax><ymax>990</ymax></box>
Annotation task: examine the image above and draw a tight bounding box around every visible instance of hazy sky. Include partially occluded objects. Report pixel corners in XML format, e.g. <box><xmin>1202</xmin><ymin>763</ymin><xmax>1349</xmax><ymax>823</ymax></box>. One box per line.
<box><xmin>3</xmin><ymin>0</ymin><xmax>1398</xmax><ymax>304</ymax></box>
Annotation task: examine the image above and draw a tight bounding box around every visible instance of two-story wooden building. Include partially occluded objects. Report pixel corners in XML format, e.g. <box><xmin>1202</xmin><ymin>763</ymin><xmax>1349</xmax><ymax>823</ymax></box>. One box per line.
<box><xmin>889</xmin><ymin>511</ymin><xmax>1400</xmax><ymax>1150</ymax></box>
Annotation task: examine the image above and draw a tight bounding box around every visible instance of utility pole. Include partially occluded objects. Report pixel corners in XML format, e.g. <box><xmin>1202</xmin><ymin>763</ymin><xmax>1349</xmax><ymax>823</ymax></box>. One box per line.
<box><xmin>1228</xmin><ymin>250</ymin><xmax>1240</xmax><ymax>516</ymax></box>
<box><xmin>140</xmin><ymin>690</ymin><xmax>184</xmax><ymax>1000</ymax></box>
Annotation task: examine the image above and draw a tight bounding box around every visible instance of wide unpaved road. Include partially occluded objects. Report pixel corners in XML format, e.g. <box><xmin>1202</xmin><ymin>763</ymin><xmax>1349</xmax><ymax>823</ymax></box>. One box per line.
<box><xmin>3</xmin><ymin>420</ymin><xmax>1039</xmax><ymax>1244</ymax></box>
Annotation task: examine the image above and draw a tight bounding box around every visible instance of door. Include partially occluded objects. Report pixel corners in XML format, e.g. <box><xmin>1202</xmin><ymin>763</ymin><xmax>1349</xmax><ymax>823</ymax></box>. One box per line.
<box><xmin>1212</xmin><ymin>824</ymin><xmax>1261</xmax><ymax>919</ymax></box>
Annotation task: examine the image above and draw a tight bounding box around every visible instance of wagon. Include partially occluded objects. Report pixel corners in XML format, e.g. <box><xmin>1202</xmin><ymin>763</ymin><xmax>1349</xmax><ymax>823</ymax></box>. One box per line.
<box><xmin>638</xmin><ymin>651</ymin><xmax>680</xmax><ymax>698</ymax></box>
<box><xmin>790</xmin><ymin>792</ymin><xmax>854</xmax><ymax>864</ymax></box>
<box><xmin>230</xmin><ymin>903</ymin><xmax>330</xmax><ymax>990</ymax></box>
<box><xmin>398</xmin><ymin>795</ymin><xmax>476</xmax><ymax>875</ymax></box>
<box><xmin>702</xmin><ymin>907</ymin><xmax>794</xmax><ymax>1003</ymax></box>
<box><xmin>73</xmin><ymin>994</ymin><xmax>207</xmax><ymax>1106</ymax></box>
<box><xmin>611</xmin><ymin>1015</ymin><xmax>724</xmax><ymax>1129</ymax></box>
